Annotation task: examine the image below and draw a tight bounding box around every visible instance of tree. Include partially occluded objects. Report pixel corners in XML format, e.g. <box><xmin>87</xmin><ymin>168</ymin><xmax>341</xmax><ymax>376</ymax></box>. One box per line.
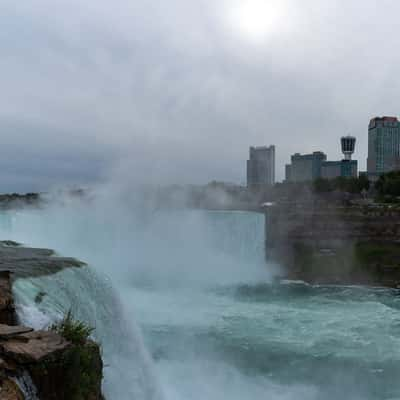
<box><xmin>313</xmin><ymin>178</ymin><xmax>333</xmax><ymax>192</ymax></box>
<box><xmin>375</xmin><ymin>171</ymin><xmax>400</xmax><ymax>197</ymax></box>
<box><xmin>313</xmin><ymin>176</ymin><xmax>369</xmax><ymax>194</ymax></box>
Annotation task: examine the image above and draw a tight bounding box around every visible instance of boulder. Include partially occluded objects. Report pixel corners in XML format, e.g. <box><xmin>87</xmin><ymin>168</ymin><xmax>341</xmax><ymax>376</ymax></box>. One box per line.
<box><xmin>0</xmin><ymin>325</ymin><xmax>33</xmax><ymax>340</ymax></box>
<box><xmin>0</xmin><ymin>331</ymin><xmax>70</xmax><ymax>364</ymax></box>
<box><xmin>0</xmin><ymin>326</ymin><xmax>103</xmax><ymax>399</ymax></box>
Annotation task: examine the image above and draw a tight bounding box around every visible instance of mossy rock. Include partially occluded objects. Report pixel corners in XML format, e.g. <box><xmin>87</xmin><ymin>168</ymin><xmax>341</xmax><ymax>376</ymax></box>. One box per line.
<box><xmin>28</xmin><ymin>341</ymin><xmax>103</xmax><ymax>400</ymax></box>
<box><xmin>28</xmin><ymin>313</ymin><xmax>103</xmax><ymax>400</ymax></box>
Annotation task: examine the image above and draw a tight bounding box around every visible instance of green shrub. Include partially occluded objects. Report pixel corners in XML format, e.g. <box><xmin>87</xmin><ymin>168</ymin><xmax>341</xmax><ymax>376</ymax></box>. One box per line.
<box><xmin>51</xmin><ymin>310</ymin><xmax>94</xmax><ymax>345</ymax></box>
<box><xmin>48</xmin><ymin>311</ymin><xmax>102</xmax><ymax>400</ymax></box>
<box><xmin>313</xmin><ymin>175</ymin><xmax>370</xmax><ymax>194</ymax></box>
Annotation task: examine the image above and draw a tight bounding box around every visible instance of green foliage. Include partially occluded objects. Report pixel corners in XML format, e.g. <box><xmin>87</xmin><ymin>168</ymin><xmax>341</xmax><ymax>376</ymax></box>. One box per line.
<box><xmin>48</xmin><ymin>311</ymin><xmax>102</xmax><ymax>400</ymax></box>
<box><xmin>64</xmin><ymin>344</ymin><xmax>103</xmax><ymax>400</ymax></box>
<box><xmin>375</xmin><ymin>171</ymin><xmax>400</xmax><ymax>198</ymax></box>
<box><xmin>355</xmin><ymin>242</ymin><xmax>400</xmax><ymax>265</ymax></box>
<box><xmin>51</xmin><ymin>310</ymin><xmax>94</xmax><ymax>345</ymax></box>
<box><xmin>313</xmin><ymin>175</ymin><xmax>370</xmax><ymax>194</ymax></box>
<box><xmin>357</xmin><ymin>174</ymin><xmax>371</xmax><ymax>192</ymax></box>
<box><xmin>313</xmin><ymin>178</ymin><xmax>333</xmax><ymax>192</ymax></box>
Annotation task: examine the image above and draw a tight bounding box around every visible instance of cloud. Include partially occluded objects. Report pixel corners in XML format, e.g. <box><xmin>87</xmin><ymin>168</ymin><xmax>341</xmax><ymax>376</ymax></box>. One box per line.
<box><xmin>1</xmin><ymin>0</ymin><xmax>400</xmax><ymax>190</ymax></box>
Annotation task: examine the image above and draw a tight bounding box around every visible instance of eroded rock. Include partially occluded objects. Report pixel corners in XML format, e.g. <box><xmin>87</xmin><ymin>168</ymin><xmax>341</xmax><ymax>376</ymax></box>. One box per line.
<box><xmin>0</xmin><ymin>378</ymin><xmax>24</xmax><ymax>400</ymax></box>
<box><xmin>0</xmin><ymin>330</ymin><xmax>70</xmax><ymax>364</ymax></box>
<box><xmin>0</xmin><ymin>326</ymin><xmax>103</xmax><ymax>399</ymax></box>
<box><xmin>0</xmin><ymin>272</ymin><xmax>16</xmax><ymax>326</ymax></box>
<box><xmin>0</xmin><ymin>325</ymin><xmax>33</xmax><ymax>340</ymax></box>
<box><xmin>0</xmin><ymin>241</ymin><xmax>84</xmax><ymax>279</ymax></box>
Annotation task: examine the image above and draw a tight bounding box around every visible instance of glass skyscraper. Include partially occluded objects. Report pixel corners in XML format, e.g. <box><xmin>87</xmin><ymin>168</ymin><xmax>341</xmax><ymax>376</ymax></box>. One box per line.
<box><xmin>247</xmin><ymin>145</ymin><xmax>275</xmax><ymax>187</ymax></box>
<box><xmin>367</xmin><ymin>116</ymin><xmax>400</xmax><ymax>176</ymax></box>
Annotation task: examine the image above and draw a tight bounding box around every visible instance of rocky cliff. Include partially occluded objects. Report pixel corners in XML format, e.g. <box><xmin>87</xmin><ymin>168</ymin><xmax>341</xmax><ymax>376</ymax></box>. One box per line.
<box><xmin>265</xmin><ymin>202</ymin><xmax>400</xmax><ymax>287</ymax></box>
<box><xmin>0</xmin><ymin>241</ymin><xmax>104</xmax><ymax>399</ymax></box>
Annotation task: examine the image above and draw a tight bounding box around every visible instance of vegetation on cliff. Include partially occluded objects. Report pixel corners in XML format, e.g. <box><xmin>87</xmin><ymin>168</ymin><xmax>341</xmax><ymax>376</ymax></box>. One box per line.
<box><xmin>313</xmin><ymin>175</ymin><xmax>370</xmax><ymax>194</ymax></box>
<box><xmin>47</xmin><ymin>311</ymin><xmax>103</xmax><ymax>400</ymax></box>
<box><xmin>51</xmin><ymin>311</ymin><xmax>94</xmax><ymax>345</ymax></box>
<box><xmin>375</xmin><ymin>171</ymin><xmax>400</xmax><ymax>201</ymax></box>
<box><xmin>289</xmin><ymin>241</ymin><xmax>400</xmax><ymax>286</ymax></box>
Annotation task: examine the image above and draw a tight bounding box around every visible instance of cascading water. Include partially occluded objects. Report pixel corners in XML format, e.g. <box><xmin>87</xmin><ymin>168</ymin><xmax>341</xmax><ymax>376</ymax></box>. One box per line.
<box><xmin>13</xmin><ymin>372</ymin><xmax>39</xmax><ymax>400</ymax></box>
<box><xmin>1</xmin><ymin>197</ymin><xmax>400</xmax><ymax>400</ymax></box>
<box><xmin>13</xmin><ymin>266</ymin><xmax>163</xmax><ymax>400</ymax></box>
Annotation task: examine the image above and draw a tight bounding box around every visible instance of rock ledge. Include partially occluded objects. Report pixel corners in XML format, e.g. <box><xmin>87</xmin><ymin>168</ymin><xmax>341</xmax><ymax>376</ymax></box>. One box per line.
<box><xmin>0</xmin><ymin>241</ymin><xmax>103</xmax><ymax>399</ymax></box>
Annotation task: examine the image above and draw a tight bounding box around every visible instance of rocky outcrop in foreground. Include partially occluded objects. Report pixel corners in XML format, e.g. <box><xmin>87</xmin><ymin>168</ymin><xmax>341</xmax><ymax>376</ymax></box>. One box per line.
<box><xmin>0</xmin><ymin>241</ymin><xmax>103</xmax><ymax>399</ymax></box>
<box><xmin>0</xmin><ymin>324</ymin><xmax>103</xmax><ymax>400</ymax></box>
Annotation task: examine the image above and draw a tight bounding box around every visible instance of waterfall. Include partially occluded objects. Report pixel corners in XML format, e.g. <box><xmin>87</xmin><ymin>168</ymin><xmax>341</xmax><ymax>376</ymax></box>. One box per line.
<box><xmin>1</xmin><ymin>201</ymin><xmax>400</xmax><ymax>400</ymax></box>
<box><xmin>13</xmin><ymin>266</ymin><xmax>164</xmax><ymax>400</ymax></box>
<box><xmin>1</xmin><ymin>202</ymin><xmax>275</xmax><ymax>400</ymax></box>
<box><xmin>13</xmin><ymin>371</ymin><xmax>39</xmax><ymax>400</ymax></box>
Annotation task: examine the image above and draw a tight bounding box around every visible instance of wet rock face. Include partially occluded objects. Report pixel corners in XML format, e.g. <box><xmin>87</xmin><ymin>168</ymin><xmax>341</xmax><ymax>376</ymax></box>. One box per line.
<box><xmin>0</xmin><ymin>378</ymin><xmax>25</xmax><ymax>400</ymax></box>
<box><xmin>0</xmin><ymin>325</ymin><xmax>103</xmax><ymax>400</ymax></box>
<box><xmin>0</xmin><ymin>272</ymin><xmax>17</xmax><ymax>326</ymax></box>
<box><xmin>0</xmin><ymin>330</ymin><xmax>70</xmax><ymax>365</ymax></box>
<box><xmin>266</xmin><ymin>204</ymin><xmax>400</xmax><ymax>287</ymax></box>
<box><xmin>0</xmin><ymin>242</ymin><xmax>104</xmax><ymax>399</ymax></box>
<box><xmin>0</xmin><ymin>241</ymin><xmax>84</xmax><ymax>279</ymax></box>
<box><xmin>29</xmin><ymin>341</ymin><xmax>103</xmax><ymax>400</ymax></box>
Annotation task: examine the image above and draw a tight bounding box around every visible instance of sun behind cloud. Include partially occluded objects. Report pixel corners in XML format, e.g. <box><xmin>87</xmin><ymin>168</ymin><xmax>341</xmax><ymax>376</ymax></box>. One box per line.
<box><xmin>228</xmin><ymin>0</ymin><xmax>286</xmax><ymax>42</ymax></box>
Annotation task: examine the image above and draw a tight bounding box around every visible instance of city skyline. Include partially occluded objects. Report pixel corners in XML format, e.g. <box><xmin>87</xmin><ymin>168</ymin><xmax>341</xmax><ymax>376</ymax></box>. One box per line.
<box><xmin>253</xmin><ymin>115</ymin><xmax>400</xmax><ymax>185</ymax></box>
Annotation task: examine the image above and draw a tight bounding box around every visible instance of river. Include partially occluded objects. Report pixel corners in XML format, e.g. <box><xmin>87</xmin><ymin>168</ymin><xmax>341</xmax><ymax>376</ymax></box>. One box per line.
<box><xmin>1</xmin><ymin>198</ymin><xmax>399</xmax><ymax>400</ymax></box>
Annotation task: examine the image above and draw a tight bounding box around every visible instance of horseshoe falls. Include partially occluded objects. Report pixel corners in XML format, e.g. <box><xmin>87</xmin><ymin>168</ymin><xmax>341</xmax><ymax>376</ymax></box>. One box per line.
<box><xmin>1</xmin><ymin>201</ymin><xmax>400</xmax><ymax>400</ymax></box>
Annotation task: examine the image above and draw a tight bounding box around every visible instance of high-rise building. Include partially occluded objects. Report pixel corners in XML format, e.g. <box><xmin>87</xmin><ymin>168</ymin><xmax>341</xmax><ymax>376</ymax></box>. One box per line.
<box><xmin>367</xmin><ymin>116</ymin><xmax>400</xmax><ymax>178</ymax></box>
<box><xmin>247</xmin><ymin>145</ymin><xmax>275</xmax><ymax>187</ymax></box>
<box><xmin>321</xmin><ymin>136</ymin><xmax>358</xmax><ymax>179</ymax></box>
<box><xmin>286</xmin><ymin>137</ymin><xmax>358</xmax><ymax>182</ymax></box>
<box><xmin>285</xmin><ymin>164</ymin><xmax>292</xmax><ymax>182</ymax></box>
<box><xmin>321</xmin><ymin>160</ymin><xmax>357</xmax><ymax>179</ymax></box>
<box><xmin>285</xmin><ymin>152</ymin><xmax>327</xmax><ymax>182</ymax></box>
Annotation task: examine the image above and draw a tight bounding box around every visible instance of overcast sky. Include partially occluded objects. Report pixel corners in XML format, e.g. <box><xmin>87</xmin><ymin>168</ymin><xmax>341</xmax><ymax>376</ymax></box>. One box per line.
<box><xmin>1</xmin><ymin>0</ymin><xmax>400</xmax><ymax>191</ymax></box>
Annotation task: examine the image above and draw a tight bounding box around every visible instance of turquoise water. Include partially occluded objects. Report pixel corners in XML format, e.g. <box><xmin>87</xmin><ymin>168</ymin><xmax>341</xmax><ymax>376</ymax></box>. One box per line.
<box><xmin>2</xmin><ymin>202</ymin><xmax>400</xmax><ymax>399</ymax></box>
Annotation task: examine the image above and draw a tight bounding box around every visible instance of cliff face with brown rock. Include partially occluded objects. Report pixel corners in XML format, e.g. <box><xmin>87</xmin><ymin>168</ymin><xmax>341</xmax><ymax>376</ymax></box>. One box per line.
<box><xmin>0</xmin><ymin>325</ymin><xmax>103</xmax><ymax>400</ymax></box>
<box><xmin>0</xmin><ymin>241</ymin><xmax>104</xmax><ymax>400</ymax></box>
<box><xmin>265</xmin><ymin>201</ymin><xmax>400</xmax><ymax>287</ymax></box>
<box><xmin>0</xmin><ymin>272</ymin><xmax>17</xmax><ymax>326</ymax></box>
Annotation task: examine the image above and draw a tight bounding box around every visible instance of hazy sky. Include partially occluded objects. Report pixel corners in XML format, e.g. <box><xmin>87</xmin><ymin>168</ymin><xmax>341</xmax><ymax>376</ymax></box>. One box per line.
<box><xmin>1</xmin><ymin>0</ymin><xmax>400</xmax><ymax>191</ymax></box>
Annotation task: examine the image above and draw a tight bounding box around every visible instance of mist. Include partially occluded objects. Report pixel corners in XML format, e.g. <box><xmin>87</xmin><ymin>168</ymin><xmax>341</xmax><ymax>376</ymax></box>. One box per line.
<box><xmin>1</xmin><ymin>188</ymin><xmax>273</xmax><ymax>288</ymax></box>
<box><xmin>2</xmin><ymin>192</ymin><xmax>398</xmax><ymax>400</ymax></box>
<box><xmin>2</xmin><ymin>190</ymin><xmax>276</xmax><ymax>400</ymax></box>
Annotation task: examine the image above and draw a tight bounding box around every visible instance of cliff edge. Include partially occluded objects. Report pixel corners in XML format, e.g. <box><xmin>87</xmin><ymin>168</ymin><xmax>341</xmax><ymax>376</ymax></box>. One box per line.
<box><xmin>0</xmin><ymin>241</ymin><xmax>104</xmax><ymax>400</ymax></box>
<box><xmin>266</xmin><ymin>202</ymin><xmax>400</xmax><ymax>287</ymax></box>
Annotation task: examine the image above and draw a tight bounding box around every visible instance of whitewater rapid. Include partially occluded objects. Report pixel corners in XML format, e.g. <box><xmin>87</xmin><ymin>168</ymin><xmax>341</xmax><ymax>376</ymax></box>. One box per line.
<box><xmin>1</xmin><ymin>201</ymin><xmax>400</xmax><ymax>400</ymax></box>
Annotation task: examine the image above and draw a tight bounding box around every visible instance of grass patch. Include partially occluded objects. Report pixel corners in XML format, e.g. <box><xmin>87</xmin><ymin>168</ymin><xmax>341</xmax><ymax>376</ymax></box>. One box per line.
<box><xmin>47</xmin><ymin>311</ymin><xmax>102</xmax><ymax>400</ymax></box>
<box><xmin>51</xmin><ymin>310</ymin><xmax>94</xmax><ymax>345</ymax></box>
